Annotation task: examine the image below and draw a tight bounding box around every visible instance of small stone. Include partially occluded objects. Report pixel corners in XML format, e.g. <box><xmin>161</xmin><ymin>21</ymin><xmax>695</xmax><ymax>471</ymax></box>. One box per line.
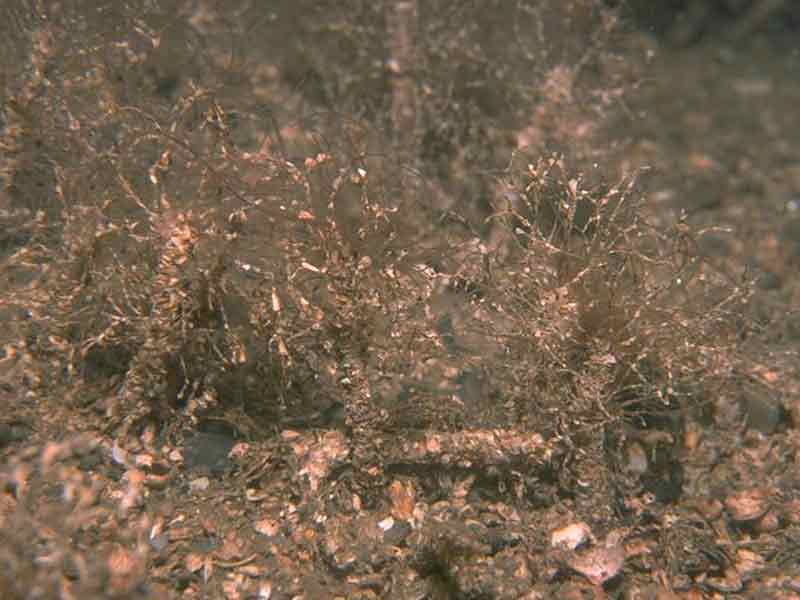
<box><xmin>189</xmin><ymin>476</ymin><xmax>210</xmax><ymax>493</ymax></box>
<box><xmin>725</xmin><ymin>488</ymin><xmax>769</xmax><ymax>523</ymax></box>
<box><xmin>689</xmin><ymin>496</ymin><xmax>723</xmax><ymax>521</ymax></box>
<box><xmin>383</xmin><ymin>519</ymin><xmax>412</xmax><ymax>546</ymax></box>
<box><xmin>145</xmin><ymin>473</ymin><xmax>170</xmax><ymax>490</ymax></box>
<box><xmin>624</xmin><ymin>441</ymin><xmax>649</xmax><ymax>475</ymax></box>
<box><xmin>704</xmin><ymin>568</ymin><xmax>743</xmax><ymax>593</ymax></box>
<box><xmin>753</xmin><ymin>509</ymin><xmax>781</xmax><ymax>533</ymax></box>
<box><xmin>254</xmin><ymin>518</ymin><xmax>280</xmax><ymax>537</ymax></box>
<box><xmin>239</xmin><ymin>565</ymin><xmax>263</xmax><ymax>577</ymax></box>
<box><xmin>567</xmin><ymin>544</ymin><xmax>625</xmax><ymax>586</ymax></box>
<box><xmin>784</xmin><ymin>498</ymin><xmax>800</xmax><ymax>526</ymax></box>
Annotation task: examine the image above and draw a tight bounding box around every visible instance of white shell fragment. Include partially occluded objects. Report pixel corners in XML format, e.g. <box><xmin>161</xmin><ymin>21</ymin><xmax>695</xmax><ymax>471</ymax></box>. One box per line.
<box><xmin>551</xmin><ymin>522</ymin><xmax>592</xmax><ymax>550</ymax></box>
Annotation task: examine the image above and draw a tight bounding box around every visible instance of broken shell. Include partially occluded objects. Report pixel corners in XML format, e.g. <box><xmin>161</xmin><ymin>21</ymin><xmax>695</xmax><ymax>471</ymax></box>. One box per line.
<box><xmin>753</xmin><ymin>508</ymin><xmax>781</xmax><ymax>533</ymax></box>
<box><xmin>785</xmin><ymin>499</ymin><xmax>800</xmax><ymax>526</ymax></box>
<box><xmin>551</xmin><ymin>522</ymin><xmax>592</xmax><ymax>550</ymax></box>
<box><xmin>567</xmin><ymin>544</ymin><xmax>625</xmax><ymax>586</ymax></box>
<box><xmin>724</xmin><ymin>488</ymin><xmax>769</xmax><ymax>523</ymax></box>
<box><xmin>144</xmin><ymin>473</ymin><xmax>170</xmax><ymax>490</ymax></box>
<box><xmin>702</xmin><ymin>568</ymin><xmax>743</xmax><ymax>593</ymax></box>
<box><xmin>689</xmin><ymin>496</ymin><xmax>723</xmax><ymax>521</ymax></box>
<box><xmin>735</xmin><ymin>548</ymin><xmax>766</xmax><ymax>578</ymax></box>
